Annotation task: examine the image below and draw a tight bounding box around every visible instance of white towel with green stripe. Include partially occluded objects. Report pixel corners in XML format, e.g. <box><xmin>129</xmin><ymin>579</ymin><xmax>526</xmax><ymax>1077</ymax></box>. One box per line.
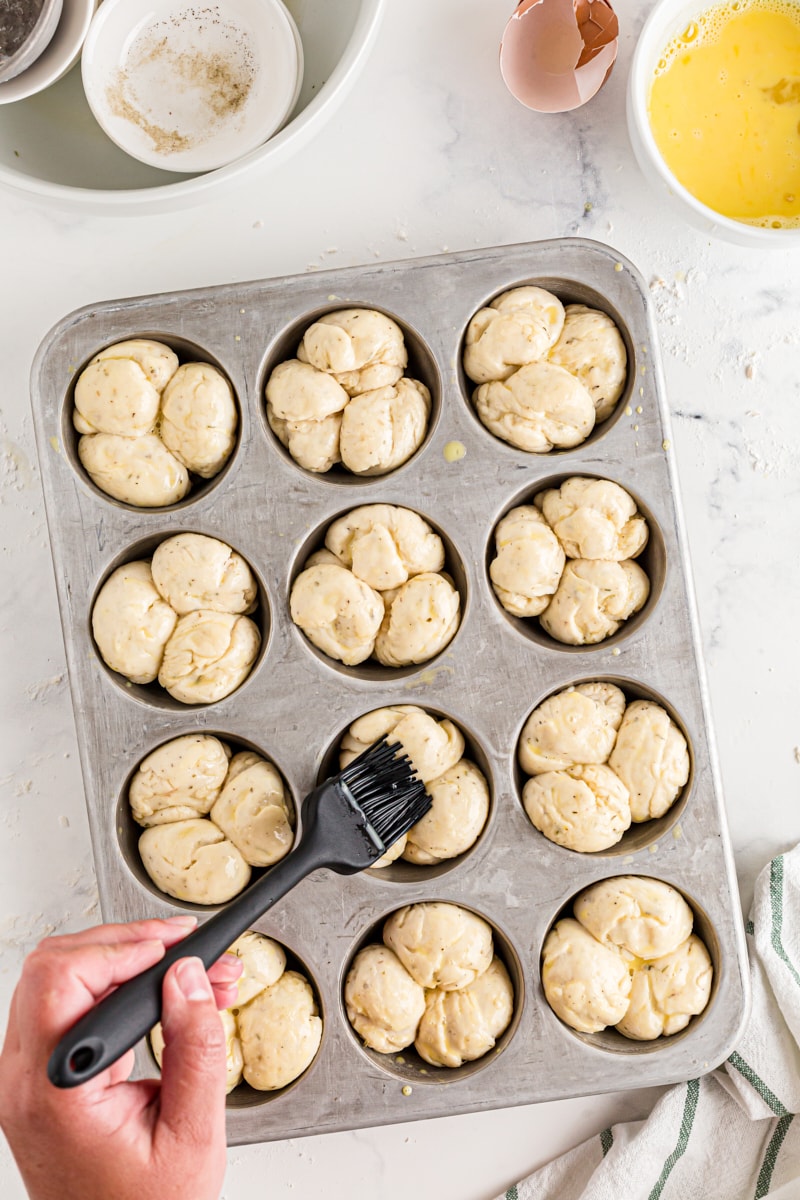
<box><xmin>498</xmin><ymin>847</ymin><xmax>800</xmax><ymax>1200</ymax></box>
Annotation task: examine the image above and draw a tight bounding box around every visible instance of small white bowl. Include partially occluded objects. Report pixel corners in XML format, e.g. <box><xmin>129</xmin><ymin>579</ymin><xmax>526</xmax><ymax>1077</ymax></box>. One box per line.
<box><xmin>81</xmin><ymin>0</ymin><xmax>303</xmax><ymax>173</ymax></box>
<box><xmin>627</xmin><ymin>0</ymin><xmax>800</xmax><ymax>247</ymax></box>
<box><xmin>0</xmin><ymin>0</ymin><xmax>63</xmax><ymax>85</ymax></box>
<box><xmin>0</xmin><ymin>0</ymin><xmax>96</xmax><ymax>104</ymax></box>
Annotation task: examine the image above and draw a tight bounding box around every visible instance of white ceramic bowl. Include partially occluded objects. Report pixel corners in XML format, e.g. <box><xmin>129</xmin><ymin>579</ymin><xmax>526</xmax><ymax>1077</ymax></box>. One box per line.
<box><xmin>0</xmin><ymin>0</ymin><xmax>63</xmax><ymax>85</ymax></box>
<box><xmin>0</xmin><ymin>0</ymin><xmax>96</xmax><ymax>104</ymax></box>
<box><xmin>0</xmin><ymin>0</ymin><xmax>383</xmax><ymax>210</ymax></box>
<box><xmin>81</xmin><ymin>0</ymin><xmax>302</xmax><ymax>174</ymax></box>
<box><xmin>627</xmin><ymin>0</ymin><xmax>800</xmax><ymax>247</ymax></box>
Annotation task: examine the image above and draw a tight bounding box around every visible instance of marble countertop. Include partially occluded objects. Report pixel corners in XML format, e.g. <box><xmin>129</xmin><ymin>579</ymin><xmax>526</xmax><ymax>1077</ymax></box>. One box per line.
<box><xmin>1</xmin><ymin>0</ymin><xmax>799</xmax><ymax>1196</ymax></box>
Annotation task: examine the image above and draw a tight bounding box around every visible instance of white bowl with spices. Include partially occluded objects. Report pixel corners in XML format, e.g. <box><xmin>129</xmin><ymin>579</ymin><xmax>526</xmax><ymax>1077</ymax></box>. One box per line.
<box><xmin>81</xmin><ymin>0</ymin><xmax>303</xmax><ymax>173</ymax></box>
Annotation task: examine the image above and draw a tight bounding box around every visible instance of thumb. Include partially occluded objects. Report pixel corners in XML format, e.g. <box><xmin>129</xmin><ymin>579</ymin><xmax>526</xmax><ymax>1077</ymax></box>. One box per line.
<box><xmin>156</xmin><ymin>958</ymin><xmax>228</xmax><ymax>1152</ymax></box>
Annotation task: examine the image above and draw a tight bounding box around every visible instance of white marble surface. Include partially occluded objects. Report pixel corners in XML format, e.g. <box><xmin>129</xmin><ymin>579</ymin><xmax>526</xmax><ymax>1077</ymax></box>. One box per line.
<box><xmin>1</xmin><ymin>0</ymin><xmax>799</xmax><ymax>1196</ymax></box>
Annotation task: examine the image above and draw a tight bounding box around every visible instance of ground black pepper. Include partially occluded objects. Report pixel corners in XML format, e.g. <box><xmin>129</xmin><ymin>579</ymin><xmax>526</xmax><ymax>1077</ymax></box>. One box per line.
<box><xmin>0</xmin><ymin>0</ymin><xmax>45</xmax><ymax>61</ymax></box>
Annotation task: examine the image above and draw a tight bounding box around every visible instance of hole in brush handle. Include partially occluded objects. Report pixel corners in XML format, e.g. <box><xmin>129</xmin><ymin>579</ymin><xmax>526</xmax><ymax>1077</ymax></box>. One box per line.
<box><xmin>48</xmin><ymin>1036</ymin><xmax>106</xmax><ymax>1088</ymax></box>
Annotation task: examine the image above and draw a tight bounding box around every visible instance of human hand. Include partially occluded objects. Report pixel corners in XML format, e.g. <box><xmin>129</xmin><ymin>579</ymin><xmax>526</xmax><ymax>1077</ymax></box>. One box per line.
<box><xmin>0</xmin><ymin>917</ymin><xmax>242</xmax><ymax>1200</ymax></box>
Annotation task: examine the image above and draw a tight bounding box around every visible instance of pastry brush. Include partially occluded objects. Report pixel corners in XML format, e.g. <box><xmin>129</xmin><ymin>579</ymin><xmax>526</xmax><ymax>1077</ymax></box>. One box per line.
<box><xmin>48</xmin><ymin>735</ymin><xmax>430</xmax><ymax>1089</ymax></box>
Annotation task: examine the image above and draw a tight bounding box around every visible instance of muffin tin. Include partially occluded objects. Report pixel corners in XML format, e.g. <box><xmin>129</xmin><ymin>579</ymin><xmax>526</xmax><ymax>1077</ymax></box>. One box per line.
<box><xmin>29</xmin><ymin>238</ymin><xmax>749</xmax><ymax>1145</ymax></box>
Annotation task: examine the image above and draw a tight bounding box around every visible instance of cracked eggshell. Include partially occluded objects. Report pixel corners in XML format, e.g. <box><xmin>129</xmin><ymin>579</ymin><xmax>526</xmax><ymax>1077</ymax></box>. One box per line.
<box><xmin>345</xmin><ymin>944</ymin><xmax>426</xmax><ymax>1053</ymax></box>
<box><xmin>490</xmin><ymin>504</ymin><xmax>566</xmax><ymax>617</ymax></box>
<box><xmin>325</xmin><ymin>504</ymin><xmax>445</xmax><ymax>592</ymax></box>
<box><xmin>500</xmin><ymin>0</ymin><xmax>619</xmax><ymax>115</ymax></box>
<box><xmin>415</xmin><ymin>956</ymin><xmax>514</xmax><ymax>1068</ymax></box>
<box><xmin>383</xmin><ymin>902</ymin><xmax>494</xmax><ymax>991</ymax></box>
<box><xmin>519</xmin><ymin>681</ymin><xmax>626</xmax><ymax>774</ymax></box>
<box><xmin>78</xmin><ymin>433</ymin><xmax>191</xmax><ymax>507</ymax></box>
<box><xmin>616</xmin><ymin>934</ymin><xmax>713</xmax><ymax>1040</ymax></box>
<box><xmin>139</xmin><ymin>817</ymin><xmax>251</xmax><ymax>904</ymax></box>
<box><xmin>129</xmin><ymin>733</ymin><xmax>232</xmax><ymax>827</ymax></box>
<box><xmin>574</xmin><ymin>876</ymin><xmax>694</xmax><ymax>959</ymax></box>
<box><xmin>608</xmin><ymin>700</ymin><xmax>690</xmax><ymax>821</ymax></box>
<box><xmin>160</xmin><ymin>362</ymin><xmax>238</xmax><ymax>478</ymax></box>
<box><xmin>289</xmin><ymin>562</ymin><xmax>384</xmax><ymax>666</ymax></box>
<box><xmin>158</xmin><ymin>610</ymin><xmax>261</xmax><ymax>704</ymax></box>
<box><xmin>151</xmin><ymin>533</ymin><xmax>257</xmax><ymax>616</ymax></box>
<box><xmin>542</xmin><ymin>917</ymin><xmax>631</xmax><ymax>1033</ymax></box>
<box><xmin>536</xmin><ymin>477</ymin><xmax>649</xmax><ymax>560</ymax></box>
<box><xmin>92</xmin><ymin>560</ymin><xmax>178</xmax><ymax>684</ymax></box>
<box><xmin>522</xmin><ymin>763</ymin><xmax>631</xmax><ymax>852</ymax></box>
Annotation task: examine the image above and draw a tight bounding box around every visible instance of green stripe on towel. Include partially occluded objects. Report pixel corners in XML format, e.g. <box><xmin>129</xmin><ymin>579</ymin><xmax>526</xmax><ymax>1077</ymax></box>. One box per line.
<box><xmin>647</xmin><ymin>1079</ymin><xmax>700</xmax><ymax>1200</ymax></box>
<box><xmin>728</xmin><ymin>1052</ymin><xmax>789</xmax><ymax>1117</ymax></box>
<box><xmin>755</xmin><ymin>1114</ymin><xmax>794</xmax><ymax>1199</ymax></box>
<box><xmin>746</xmin><ymin>921</ymin><xmax>755</xmax><ymax>935</ymax></box>
<box><xmin>770</xmin><ymin>857</ymin><xmax>800</xmax><ymax>987</ymax></box>
<box><xmin>504</xmin><ymin>1187</ymin><xmax>519</xmax><ymax>1200</ymax></box>
<box><xmin>600</xmin><ymin>1127</ymin><xmax>613</xmax><ymax>1157</ymax></box>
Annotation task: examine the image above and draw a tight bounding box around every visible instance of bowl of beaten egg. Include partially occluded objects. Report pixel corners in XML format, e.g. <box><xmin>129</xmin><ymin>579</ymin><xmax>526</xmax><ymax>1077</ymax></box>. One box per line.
<box><xmin>627</xmin><ymin>0</ymin><xmax>800</xmax><ymax>244</ymax></box>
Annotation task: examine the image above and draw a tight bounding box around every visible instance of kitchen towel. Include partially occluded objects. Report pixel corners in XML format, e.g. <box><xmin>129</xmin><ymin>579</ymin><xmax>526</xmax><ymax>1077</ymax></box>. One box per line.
<box><xmin>497</xmin><ymin>845</ymin><xmax>800</xmax><ymax>1200</ymax></box>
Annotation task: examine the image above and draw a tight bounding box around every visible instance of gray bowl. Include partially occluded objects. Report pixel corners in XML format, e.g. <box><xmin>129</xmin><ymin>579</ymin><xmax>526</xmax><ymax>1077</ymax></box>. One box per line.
<box><xmin>0</xmin><ymin>0</ymin><xmax>63</xmax><ymax>84</ymax></box>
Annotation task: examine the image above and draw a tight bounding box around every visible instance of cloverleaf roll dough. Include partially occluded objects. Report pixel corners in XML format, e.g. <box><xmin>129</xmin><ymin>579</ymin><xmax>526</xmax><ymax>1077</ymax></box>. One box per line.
<box><xmin>339</xmin><ymin>706</ymin><xmax>465</xmax><ymax>785</ymax></box>
<box><xmin>289</xmin><ymin>563</ymin><xmax>384</xmax><ymax>666</ymax></box>
<box><xmin>325</xmin><ymin>503</ymin><xmax>445</xmax><ymax>591</ymax></box>
<box><xmin>518</xmin><ymin>682</ymin><xmax>626</xmax><ymax>775</ymax></box>
<box><xmin>608</xmin><ymin>700</ymin><xmax>690</xmax><ymax>821</ymax></box>
<box><xmin>210</xmin><ymin>752</ymin><xmax>294</xmax><ymax>868</ymax></box>
<box><xmin>339</xmin><ymin>378</ymin><xmax>430</xmax><ymax>475</ymax></box>
<box><xmin>548</xmin><ymin>304</ymin><xmax>627</xmax><ymax>422</ymax></box>
<box><xmin>539</xmin><ymin>558</ymin><xmax>649</xmax><ymax>644</ymax></box>
<box><xmin>474</xmin><ymin>361</ymin><xmax>595</xmax><ymax>453</ymax></box>
<box><xmin>542</xmin><ymin>917</ymin><xmax>632</xmax><ymax>1034</ymax></box>
<box><xmin>345</xmin><ymin>944</ymin><xmax>426</xmax><ymax>1053</ymax></box>
<box><xmin>404</xmin><ymin>759</ymin><xmax>490</xmax><ymax>864</ymax></box>
<box><xmin>374</xmin><ymin>573</ymin><xmax>460</xmax><ymax>667</ymax></box>
<box><xmin>78</xmin><ymin>433</ymin><xmax>190</xmax><ymax>507</ymax></box>
<box><xmin>92</xmin><ymin>560</ymin><xmax>177</xmax><ymax>684</ymax></box>
<box><xmin>463</xmin><ymin>287</ymin><xmax>565</xmax><ymax>384</ymax></box>
<box><xmin>151</xmin><ymin>532</ymin><xmax>257</xmax><ymax>616</ymax></box>
<box><xmin>265</xmin><ymin>359</ymin><xmax>349</xmax><ymax>422</ymax></box>
<box><xmin>523</xmin><ymin>763</ymin><xmax>631</xmax><ymax>852</ymax></box>
<box><xmin>415</xmin><ymin>956</ymin><xmax>514</xmax><ymax>1068</ymax></box>
<box><xmin>227</xmin><ymin>931</ymin><xmax>287</xmax><ymax>1006</ymax></box>
<box><xmin>74</xmin><ymin>357</ymin><xmax>162</xmax><ymax>437</ymax></box>
<box><xmin>139</xmin><ymin>817</ymin><xmax>251</xmax><ymax>904</ymax></box>
<box><xmin>298</xmin><ymin>308</ymin><xmax>407</xmax><ymax>395</ymax></box>
<box><xmin>91</xmin><ymin>339</ymin><xmax>180</xmax><ymax>391</ymax></box>
<box><xmin>490</xmin><ymin>505</ymin><xmax>566</xmax><ymax>617</ymax></box>
<box><xmin>383</xmin><ymin>902</ymin><xmax>493</xmax><ymax>991</ymax></box>
<box><xmin>151</xmin><ymin>1008</ymin><xmax>244</xmax><ymax>1093</ymax></box>
<box><xmin>574</xmin><ymin>876</ymin><xmax>694</xmax><ymax>960</ymax></box>
<box><xmin>129</xmin><ymin>733</ymin><xmax>231</xmax><ymax>827</ymax></box>
<box><xmin>616</xmin><ymin>934</ymin><xmax>713</xmax><ymax>1040</ymax></box>
<box><xmin>536</xmin><ymin>477</ymin><xmax>649</xmax><ymax>561</ymax></box>
<box><xmin>238</xmin><ymin>970</ymin><xmax>323</xmax><ymax>1091</ymax></box>
<box><xmin>268</xmin><ymin>408</ymin><xmax>342</xmax><ymax>473</ymax></box>
<box><xmin>160</xmin><ymin>362</ymin><xmax>238</xmax><ymax>478</ymax></box>
<box><xmin>158</xmin><ymin>610</ymin><xmax>261</xmax><ymax>704</ymax></box>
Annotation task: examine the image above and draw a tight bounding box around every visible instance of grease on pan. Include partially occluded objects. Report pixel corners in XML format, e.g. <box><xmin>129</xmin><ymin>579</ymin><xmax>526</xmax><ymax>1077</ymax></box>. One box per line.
<box><xmin>500</xmin><ymin>0</ymin><xmax>618</xmax><ymax>113</ymax></box>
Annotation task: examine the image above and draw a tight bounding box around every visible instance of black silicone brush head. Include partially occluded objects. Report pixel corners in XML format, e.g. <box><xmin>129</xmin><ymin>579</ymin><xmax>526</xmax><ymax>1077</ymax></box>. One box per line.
<box><xmin>340</xmin><ymin>734</ymin><xmax>431</xmax><ymax>849</ymax></box>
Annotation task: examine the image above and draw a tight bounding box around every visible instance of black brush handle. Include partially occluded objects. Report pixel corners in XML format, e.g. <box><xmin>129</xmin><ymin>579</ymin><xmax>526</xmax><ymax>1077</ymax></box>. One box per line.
<box><xmin>48</xmin><ymin>835</ymin><xmax>329</xmax><ymax>1089</ymax></box>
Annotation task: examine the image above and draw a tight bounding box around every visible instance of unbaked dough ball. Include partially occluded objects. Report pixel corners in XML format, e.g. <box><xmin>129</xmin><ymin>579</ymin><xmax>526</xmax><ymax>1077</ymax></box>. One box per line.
<box><xmin>78</xmin><ymin>433</ymin><xmax>190</xmax><ymax>507</ymax></box>
<box><xmin>518</xmin><ymin>682</ymin><xmax>626</xmax><ymax>775</ymax></box>
<box><xmin>160</xmin><ymin>363</ymin><xmax>238</xmax><ymax>478</ymax></box>
<box><xmin>74</xmin><ymin>349</ymin><xmax>164</xmax><ymax>437</ymax></box>
<box><xmin>139</xmin><ymin>818</ymin><xmax>251</xmax><ymax>904</ymax></box>
<box><xmin>539</xmin><ymin>559</ymin><xmax>649</xmax><ymax>645</ymax></box>
<box><xmin>298</xmin><ymin>308</ymin><xmax>407</xmax><ymax>395</ymax></box>
<box><xmin>129</xmin><ymin>734</ymin><xmax>231</xmax><ymax>826</ymax></box>
<box><xmin>158</xmin><ymin>610</ymin><xmax>261</xmax><ymax>704</ymax></box>
<box><xmin>549</xmin><ymin>304</ymin><xmax>627</xmax><ymax>423</ymax></box>
<box><xmin>522</xmin><ymin>764</ymin><xmax>631</xmax><ymax>853</ymax></box>
<box><xmin>608</xmin><ymin>700</ymin><xmax>690</xmax><ymax>822</ymax></box>
<box><xmin>325</xmin><ymin>504</ymin><xmax>444</xmax><ymax>592</ymax></box>
<box><xmin>383</xmin><ymin>902</ymin><xmax>493</xmax><ymax>991</ymax></box>
<box><xmin>339</xmin><ymin>378</ymin><xmax>431</xmax><ymax>475</ymax></box>
<box><xmin>616</xmin><ymin>934</ymin><xmax>713</xmax><ymax>1040</ymax></box>
<box><xmin>268</xmin><ymin>408</ymin><xmax>342</xmax><ymax>474</ymax></box>
<box><xmin>536</xmin><ymin>477</ymin><xmax>648</xmax><ymax>561</ymax></box>
<box><xmin>228</xmin><ymin>931</ymin><xmax>287</xmax><ymax>1007</ymax></box>
<box><xmin>151</xmin><ymin>1008</ymin><xmax>243</xmax><ymax>1093</ymax></box>
<box><xmin>474</xmin><ymin>361</ymin><xmax>595</xmax><ymax>453</ymax></box>
<box><xmin>542</xmin><ymin>917</ymin><xmax>631</xmax><ymax>1034</ymax></box>
<box><xmin>339</xmin><ymin>706</ymin><xmax>464</xmax><ymax>785</ymax></box>
<box><xmin>463</xmin><ymin>287</ymin><xmax>565</xmax><ymax>384</ymax></box>
<box><xmin>210</xmin><ymin>752</ymin><xmax>294</xmax><ymax>868</ymax></box>
<box><xmin>151</xmin><ymin>533</ymin><xmax>257</xmax><ymax>616</ymax></box>
<box><xmin>345</xmin><ymin>944</ymin><xmax>426</xmax><ymax>1053</ymax></box>
<box><xmin>290</xmin><ymin>563</ymin><xmax>384</xmax><ymax>666</ymax></box>
<box><xmin>490</xmin><ymin>505</ymin><xmax>566</xmax><ymax>617</ymax></box>
<box><xmin>415</xmin><ymin>956</ymin><xmax>514</xmax><ymax>1068</ymax></box>
<box><xmin>574</xmin><ymin>876</ymin><xmax>694</xmax><ymax>960</ymax></box>
<box><xmin>92</xmin><ymin>560</ymin><xmax>178</xmax><ymax>685</ymax></box>
<box><xmin>374</xmin><ymin>573</ymin><xmax>460</xmax><ymax>667</ymax></box>
<box><xmin>92</xmin><ymin>339</ymin><xmax>179</xmax><ymax>391</ymax></box>
<box><xmin>237</xmin><ymin>970</ymin><xmax>322</xmax><ymax>1090</ymax></box>
<box><xmin>265</xmin><ymin>359</ymin><xmax>349</xmax><ymax>423</ymax></box>
<box><xmin>404</xmin><ymin>760</ymin><xmax>490</xmax><ymax>864</ymax></box>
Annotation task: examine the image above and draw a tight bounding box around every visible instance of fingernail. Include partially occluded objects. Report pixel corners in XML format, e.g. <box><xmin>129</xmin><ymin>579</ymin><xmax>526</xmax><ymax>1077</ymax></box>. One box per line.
<box><xmin>175</xmin><ymin>957</ymin><xmax>213</xmax><ymax>1001</ymax></box>
<box><xmin>164</xmin><ymin>915</ymin><xmax>198</xmax><ymax>928</ymax></box>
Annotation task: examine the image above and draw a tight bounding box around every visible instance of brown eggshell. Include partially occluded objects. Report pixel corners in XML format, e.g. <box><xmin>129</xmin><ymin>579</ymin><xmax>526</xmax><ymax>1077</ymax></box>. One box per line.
<box><xmin>500</xmin><ymin>0</ymin><xmax>619</xmax><ymax>113</ymax></box>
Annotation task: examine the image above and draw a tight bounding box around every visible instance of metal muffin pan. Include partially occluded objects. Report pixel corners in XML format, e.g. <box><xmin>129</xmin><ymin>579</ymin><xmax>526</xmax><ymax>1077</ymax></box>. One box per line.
<box><xmin>30</xmin><ymin>238</ymin><xmax>749</xmax><ymax>1145</ymax></box>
